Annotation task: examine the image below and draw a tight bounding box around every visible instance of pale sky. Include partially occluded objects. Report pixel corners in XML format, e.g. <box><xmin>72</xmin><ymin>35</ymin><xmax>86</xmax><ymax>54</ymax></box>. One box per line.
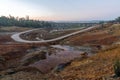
<box><xmin>0</xmin><ymin>0</ymin><xmax>120</xmax><ymax>21</ymax></box>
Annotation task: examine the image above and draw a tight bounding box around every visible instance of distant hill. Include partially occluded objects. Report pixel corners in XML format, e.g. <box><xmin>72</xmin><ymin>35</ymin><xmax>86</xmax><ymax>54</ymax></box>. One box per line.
<box><xmin>54</xmin><ymin>20</ymin><xmax>104</xmax><ymax>23</ymax></box>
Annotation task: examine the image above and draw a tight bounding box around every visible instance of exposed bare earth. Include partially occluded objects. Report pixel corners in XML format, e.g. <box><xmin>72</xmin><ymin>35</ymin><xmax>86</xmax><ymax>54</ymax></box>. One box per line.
<box><xmin>50</xmin><ymin>45</ymin><xmax>120</xmax><ymax>80</ymax></box>
<box><xmin>61</xmin><ymin>23</ymin><xmax>120</xmax><ymax>46</ymax></box>
<box><xmin>1</xmin><ymin>24</ymin><xmax>120</xmax><ymax>80</ymax></box>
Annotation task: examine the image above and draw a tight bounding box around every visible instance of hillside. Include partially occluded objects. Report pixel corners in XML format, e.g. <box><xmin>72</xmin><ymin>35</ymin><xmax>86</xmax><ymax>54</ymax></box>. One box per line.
<box><xmin>0</xmin><ymin>23</ymin><xmax>120</xmax><ymax>80</ymax></box>
<box><xmin>50</xmin><ymin>45</ymin><xmax>120</xmax><ymax>80</ymax></box>
<box><xmin>61</xmin><ymin>23</ymin><xmax>120</xmax><ymax>46</ymax></box>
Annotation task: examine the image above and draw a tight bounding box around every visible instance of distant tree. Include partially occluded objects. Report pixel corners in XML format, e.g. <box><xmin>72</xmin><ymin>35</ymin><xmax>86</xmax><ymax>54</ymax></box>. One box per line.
<box><xmin>0</xmin><ymin>15</ymin><xmax>53</xmax><ymax>28</ymax></box>
<box><xmin>115</xmin><ymin>17</ymin><xmax>120</xmax><ymax>23</ymax></box>
<box><xmin>99</xmin><ymin>21</ymin><xmax>104</xmax><ymax>27</ymax></box>
<box><xmin>99</xmin><ymin>21</ymin><xmax>104</xmax><ymax>24</ymax></box>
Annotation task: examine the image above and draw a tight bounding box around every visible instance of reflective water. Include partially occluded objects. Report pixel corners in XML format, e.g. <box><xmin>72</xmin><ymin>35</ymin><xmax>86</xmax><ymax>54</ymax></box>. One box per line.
<box><xmin>29</xmin><ymin>45</ymin><xmax>94</xmax><ymax>73</ymax></box>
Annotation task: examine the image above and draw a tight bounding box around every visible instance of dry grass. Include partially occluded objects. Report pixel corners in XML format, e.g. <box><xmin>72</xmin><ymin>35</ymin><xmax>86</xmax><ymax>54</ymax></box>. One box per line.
<box><xmin>53</xmin><ymin>45</ymin><xmax>120</xmax><ymax>80</ymax></box>
<box><xmin>61</xmin><ymin>24</ymin><xmax>120</xmax><ymax>46</ymax></box>
<box><xmin>0</xmin><ymin>26</ymin><xmax>32</xmax><ymax>32</ymax></box>
<box><xmin>1</xmin><ymin>23</ymin><xmax>120</xmax><ymax>80</ymax></box>
<box><xmin>1</xmin><ymin>45</ymin><xmax>120</xmax><ymax>80</ymax></box>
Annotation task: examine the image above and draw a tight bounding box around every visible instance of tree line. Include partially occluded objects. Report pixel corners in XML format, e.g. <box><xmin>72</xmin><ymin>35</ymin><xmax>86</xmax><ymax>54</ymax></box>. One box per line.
<box><xmin>1</xmin><ymin>15</ymin><xmax>119</xmax><ymax>29</ymax></box>
<box><xmin>0</xmin><ymin>15</ymin><xmax>52</xmax><ymax>28</ymax></box>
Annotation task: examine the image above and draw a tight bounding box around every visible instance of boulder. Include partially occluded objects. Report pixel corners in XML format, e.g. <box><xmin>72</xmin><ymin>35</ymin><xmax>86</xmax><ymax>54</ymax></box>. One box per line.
<box><xmin>53</xmin><ymin>61</ymin><xmax>71</xmax><ymax>72</ymax></box>
<box><xmin>80</xmin><ymin>52</ymin><xmax>88</xmax><ymax>58</ymax></box>
<box><xmin>20</xmin><ymin>51</ymin><xmax>47</xmax><ymax>66</ymax></box>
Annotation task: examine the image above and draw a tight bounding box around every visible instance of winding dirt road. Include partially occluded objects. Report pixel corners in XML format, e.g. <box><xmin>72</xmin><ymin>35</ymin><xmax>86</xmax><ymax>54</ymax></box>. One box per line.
<box><xmin>11</xmin><ymin>26</ymin><xmax>99</xmax><ymax>43</ymax></box>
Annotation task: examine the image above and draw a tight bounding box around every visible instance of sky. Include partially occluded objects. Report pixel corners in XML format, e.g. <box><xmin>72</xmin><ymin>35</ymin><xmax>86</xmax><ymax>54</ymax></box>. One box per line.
<box><xmin>0</xmin><ymin>0</ymin><xmax>120</xmax><ymax>21</ymax></box>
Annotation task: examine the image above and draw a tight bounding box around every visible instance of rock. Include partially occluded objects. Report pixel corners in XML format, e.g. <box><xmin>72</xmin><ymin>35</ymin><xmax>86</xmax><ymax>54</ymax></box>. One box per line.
<box><xmin>0</xmin><ymin>69</ymin><xmax>16</xmax><ymax>76</ymax></box>
<box><xmin>53</xmin><ymin>61</ymin><xmax>71</xmax><ymax>72</ymax></box>
<box><xmin>80</xmin><ymin>52</ymin><xmax>88</xmax><ymax>58</ymax></box>
<box><xmin>5</xmin><ymin>69</ymin><xmax>16</xmax><ymax>75</ymax></box>
<box><xmin>20</xmin><ymin>51</ymin><xmax>47</xmax><ymax>66</ymax></box>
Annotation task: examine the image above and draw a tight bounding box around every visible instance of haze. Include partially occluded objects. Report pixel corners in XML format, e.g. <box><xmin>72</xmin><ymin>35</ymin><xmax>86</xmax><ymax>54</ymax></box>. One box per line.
<box><xmin>0</xmin><ymin>0</ymin><xmax>120</xmax><ymax>21</ymax></box>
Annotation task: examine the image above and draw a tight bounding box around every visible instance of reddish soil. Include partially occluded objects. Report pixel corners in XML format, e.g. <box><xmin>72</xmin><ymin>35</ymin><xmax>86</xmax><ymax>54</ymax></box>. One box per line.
<box><xmin>62</xmin><ymin>24</ymin><xmax>120</xmax><ymax>46</ymax></box>
<box><xmin>0</xmin><ymin>34</ymin><xmax>50</xmax><ymax>71</ymax></box>
<box><xmin>0</xmin><ymin>35</ymin><xmax>14</xmax><ymax>44</ymax></box>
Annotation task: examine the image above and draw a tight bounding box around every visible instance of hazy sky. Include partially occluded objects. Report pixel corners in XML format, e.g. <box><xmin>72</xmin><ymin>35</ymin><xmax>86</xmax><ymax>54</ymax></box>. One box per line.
<box><xmin>0</xmin><ymin>0</ymin><xmax>120</xmax><ymax>21</ymax></box>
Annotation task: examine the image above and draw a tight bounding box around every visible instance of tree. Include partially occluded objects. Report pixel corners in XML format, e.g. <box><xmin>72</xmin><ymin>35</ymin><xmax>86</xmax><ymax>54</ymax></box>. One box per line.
<box><xmin>0</xmin><ymin>15</ymin><xmax>53</xmax><ymax>28</ymax></box>
<box><xmin>115</xmin><ymin>17</ymin><xmax>120</xmax><ymax>23</ymax></box>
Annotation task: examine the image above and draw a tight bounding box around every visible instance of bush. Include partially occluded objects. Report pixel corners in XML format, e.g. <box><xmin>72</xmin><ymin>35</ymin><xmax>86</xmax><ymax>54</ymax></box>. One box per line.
<box><xmin>114</xmin><ymin>59</ymin><xmax>120</xmax><ymax>77</ymax></box>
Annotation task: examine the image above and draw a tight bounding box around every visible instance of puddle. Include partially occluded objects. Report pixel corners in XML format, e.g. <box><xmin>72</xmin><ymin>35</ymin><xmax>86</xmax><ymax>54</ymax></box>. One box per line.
<box><xmin>51</xmin><ymin>45</ymin><xmax>93</xmax><ymax>55</ymax></box>
<box><xmin>28</xmin><ymin>45</ymin><xmax>94</xmax><ymax>73</ymax></box>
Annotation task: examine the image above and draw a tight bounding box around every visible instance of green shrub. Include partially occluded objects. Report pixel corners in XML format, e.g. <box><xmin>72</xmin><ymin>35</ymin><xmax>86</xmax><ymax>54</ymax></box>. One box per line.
<box><xmin>114</xmin><ymin>59</ymin><xmax>120</xmax><ymax>77</ymax></box>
